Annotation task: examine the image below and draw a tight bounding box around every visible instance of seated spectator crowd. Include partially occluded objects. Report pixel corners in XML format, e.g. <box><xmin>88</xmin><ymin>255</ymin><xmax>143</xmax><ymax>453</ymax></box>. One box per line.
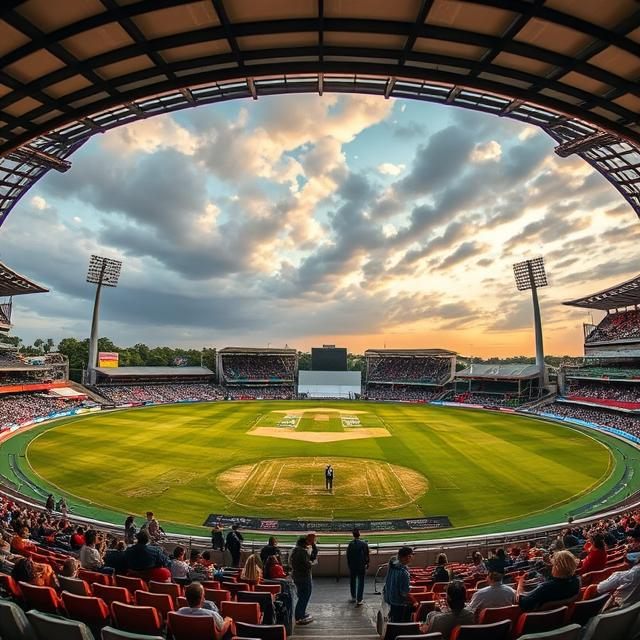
<box><xmin>221</xmin><ymin>355</ymin><xmax>295</xmax><ymax>381</ymax></box>
<box><xmin>365</xmin><ymin>384</ymin><xmax>441</xmax><ymax>402</ymax></box>
<box><xmin>536</xmin><ymin>402</ymin><xmax>640</xmax><ymax>438</ymax></box>
<box><xmin>224</xmin><ymin>385</ymin><xmax>296</xmax><ymax>400</ymax></box>
<box><xmin>367</xmin><ymin>356</ymin><xmax>451</xmax><ymax>385</ymax></box>
<box><xmin>97</xmin><ymin>384</ymin><xmax>225</xmax><ymax>405</ymax></box>
<box><xmin>384</xmin><ymin>515</ymin><xmax>640</xmax><ymax>639</ymax></box>
<box><xmin>567</xmin><ymin>381</ymin><xmax>640</xmax><ymax>405</ymax></box>
<box><xmin>0</xmin><ymin>393</ymin><xmax>87</xmax><ymax>429</ymax></box>
<box><xmin>586</xmin><ymin>309</ymin><xmax>640</xmax><ymax>344</ymax></box>
<box><xmin>454</xmin><ymin>392</ymin><xmax>524</xmax><ymax>408</ymax></box>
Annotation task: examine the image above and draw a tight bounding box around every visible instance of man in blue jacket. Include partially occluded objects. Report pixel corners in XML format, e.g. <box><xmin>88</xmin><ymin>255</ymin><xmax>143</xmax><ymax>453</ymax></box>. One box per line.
<box><xmin>383</xmin><ymin>546</ymin><xmax>414</xmax><ymax>622</ymax></box>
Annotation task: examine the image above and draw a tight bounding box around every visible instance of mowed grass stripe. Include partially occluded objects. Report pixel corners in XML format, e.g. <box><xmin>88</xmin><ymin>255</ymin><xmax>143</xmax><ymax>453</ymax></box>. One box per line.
<box><xmin>21</xmin><ymin>401</ymin><xmax>616</xmax><ymax>531</ymax></box>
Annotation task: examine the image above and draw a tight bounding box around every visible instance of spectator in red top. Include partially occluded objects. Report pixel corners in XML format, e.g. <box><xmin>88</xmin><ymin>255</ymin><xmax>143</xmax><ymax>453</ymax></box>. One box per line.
<box><xmin>10</xmin><ymin>526</ymin><xmax>36</xmax><ymax>555</ymax></box>
<box><xmin>581</xmin><ymin>532</ymin><xmax>607</xmax><ymax>574</ymax></box>
<box><xmin>265</xmin><ymin>554</ymin><xmax>288</xmax><ymax>579</ymax></box>
<box><xmin>70</xmin><ymin>526</ymin><xmax>86</xmax><ymax>551</ymax></box>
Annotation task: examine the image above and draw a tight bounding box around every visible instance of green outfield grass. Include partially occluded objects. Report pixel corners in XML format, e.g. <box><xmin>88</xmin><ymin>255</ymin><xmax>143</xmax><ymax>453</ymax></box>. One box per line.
<box><xmin>2</xmin><ymin>401</ymin><xmax>639</xmax><ymax>541</ymax></box>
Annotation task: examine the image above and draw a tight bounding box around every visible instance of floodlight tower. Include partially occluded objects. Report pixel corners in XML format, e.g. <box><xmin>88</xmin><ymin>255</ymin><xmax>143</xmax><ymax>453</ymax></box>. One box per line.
<box><xmin>513</xmin><ymin>257</ymin><xmax>548</xmax><ymax>393</ymax></box>
<box><xmin>85</xmin><ymin>255</ymin><xmax>122</xmax><ymax>385</ymax></box>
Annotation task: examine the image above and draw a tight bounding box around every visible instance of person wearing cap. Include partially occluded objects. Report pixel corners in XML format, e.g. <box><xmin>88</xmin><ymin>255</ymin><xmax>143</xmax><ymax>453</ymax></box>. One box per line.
<box><xmin>468</xmin><ymin>571</ymin><xmax>515</xmax><ymax>616</ymax></box>
<box><xmin>383</xmin><ymin>545</ymin><xmax>414</xmax><ymax>622</ymax></box>
<box><xmin>596</xmin><ymin>555</ymin><xmax>640</xmax><ymax>607</ymax></box>
<box><xmin>347</xmin><ymin>528</ymin><xmax>369</xmax><ymax>606</ymax></box>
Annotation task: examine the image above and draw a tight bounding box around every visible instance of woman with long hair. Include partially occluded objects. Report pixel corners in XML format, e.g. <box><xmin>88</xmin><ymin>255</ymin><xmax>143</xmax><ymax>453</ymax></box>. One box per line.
<box><xmin>241</xmin><ymin>553</ymin><xmax>263</xmax><ymax>586</ymax></box>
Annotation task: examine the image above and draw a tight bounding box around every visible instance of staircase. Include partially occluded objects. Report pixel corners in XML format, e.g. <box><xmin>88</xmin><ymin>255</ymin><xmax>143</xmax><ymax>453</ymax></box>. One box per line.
<box><xmin>293</xmin><ymin>577</ymin><xmax>380</xmax><ymax>639</ymax></box>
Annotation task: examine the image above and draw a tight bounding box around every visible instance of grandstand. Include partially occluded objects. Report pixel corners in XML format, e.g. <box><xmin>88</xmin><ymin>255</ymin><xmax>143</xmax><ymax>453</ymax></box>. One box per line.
<box><xmin>0</xmin><ymin>261</ymin><xmax>48</xmax><ymax>332</ymax></box>
<box><xmin>553</xmin><ymin>275</ymin><xmax>640</xmax><ymax>422</ymax></box>
<box><xmin>218</xmin><ymin>347</ymin><xmax>297</xmax><ymax>400</ymax></box>
<box><xmin>454</xmin><ymin>363</ymin><xmax>543</xmax><ymax>407</ymax></box>
<box><xmin>365</xmin><ymin>349</ymin><xmax>455</xmax><ymax>402</ymax></box>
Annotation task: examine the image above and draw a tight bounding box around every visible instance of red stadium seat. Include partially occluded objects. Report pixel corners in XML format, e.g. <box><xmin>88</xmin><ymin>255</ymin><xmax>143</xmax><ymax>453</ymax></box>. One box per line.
<box><xmin>0</xmin><ymin>574</ymin><xmax>23</xmax><ymax>600</ymax></box>
<box><xmin>205</xmin><ymin>588</ymin><xmax>232</xmax><ymax>606</ymax></box>
<box><xmin>513</xmin><ymin>607</ymin><xmax>568</xmax><ymax>637</ymax></box>
<box><xmin>414</xmin><ymin>601</ymin><xmax>437</xmax><ymax>622</ymax></box>
<box><xmin>135</xmin><ymin>590</ymin><xmax>175</xmax><ymax>620</ymax></box>
<box><xmin>477</xmin><ymin>605</ymin><xmax>521</xmax><ymax>626</ymax></box>
<box><xmin>383</xmin><ymin>622</ymin><xmax>421</xmax><ymax>640</ymax></box>
<box><xmin>257</xmin><ymin>583</ymin><xmax>281</xmax><ymax>596</ymax></box>
<box><xmin>431</xmin><ymin>582</ymin><xmax>448</xmax><ymax>594</ymax></box>
<box><xmin>61</xmin><ymin>591</ymin><xmax>110</xmax><ymax>628</ymax></box>
<box><xmin>92</xmin><ymin>583</ymin><xmax>133</xmax><ymax>606</ymax></box>
<box><xmin>223</xmin><ymin>581</ymin><xmax>251</xmax><ymax>596</ymax></box>
<box><xmin>115</xmin><ymin>575</ymin><xmax>148</xmax><ymax>594</ymax></box>
<box><xmin>234</xmin><ymin>621</ymin><xmax>287</xmax><ymax>640</ymax></box>
<box><xmin>79</xmin><ymin>569</ymin><xmax>111</xmax><ymax>586</ymax></box>
<box><xmin>177</xmin><ymin>595</ymin><xmax>187</xmax><ymax>608</ymax></box>
<box><xmin>582</xmin><ymin>584</ymin><xmax>600</xmax><ymax>600</ymax></box>
<box><xmin>168</xmin><ymin>611</ymin><xmax>233</xmax><ymax>640</ymax></box>
<box><xmin>450</xmin><ymin>619</ymin><xmax>511</xmax><ymax>639</ymax></box>
<box><xmin>580</xmin><ymin>569</ymin><xmax>610</xmax><ymax>587</ymax></box>
<box><xmin>148</xmin><ymin>580</ymin><xmax>182</xmax><ymax>604</ymax></box>
<box><xmin>111</xmin><ymin>601</ymin><xmax>162</xmax><ymax>635</ymax></box>
<box><xmin>200</xmin><ymin>580</ymin><xmax>221</xmax><ymax>590</ymax></box>
<box><xmin>413</xmin><ymin>592</ymin><xmax>436</xmax><ymax>603</ymax></box>
<box><xmin>567</xmin><ymin>593</ymin><xmax>609</xmax><ymax>626</ymax></box>
<box><xmin>220</xmin><ymin>600</ymin><xmax>262</xmax><ymax>624</ymax></box>
<box><xmin>58</xmin><ymin>575</ymin><xmax>92</xmax><ymax>596</ymax></box>
<box><xmin>18</xmin><ymin>581</ymin><xmax>64</xmax><ymax>614</ymax></box>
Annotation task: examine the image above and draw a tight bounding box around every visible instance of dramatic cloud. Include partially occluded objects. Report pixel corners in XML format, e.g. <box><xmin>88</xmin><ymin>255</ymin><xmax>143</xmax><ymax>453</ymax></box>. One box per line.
<box><xmin>2</xmin><ymin>94</ymin><xmax>636</xmax><ymax>356</ymax></box>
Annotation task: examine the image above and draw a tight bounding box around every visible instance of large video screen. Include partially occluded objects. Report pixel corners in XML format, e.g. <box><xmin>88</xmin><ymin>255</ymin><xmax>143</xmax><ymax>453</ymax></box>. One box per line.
<box><xmin>311</xmin><ymin>347</ymin><xmax>347</xmax><ymax>371</ymax></box>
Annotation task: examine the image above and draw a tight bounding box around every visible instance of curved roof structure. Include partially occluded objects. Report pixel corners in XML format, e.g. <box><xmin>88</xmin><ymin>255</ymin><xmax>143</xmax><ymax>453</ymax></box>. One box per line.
<box><xmin>563</xmin><ymin>273</ymin><xmax>640</xmax><ymax>310</ymax></box>
<box><xmin>1</xmin><ymin>0</ymin><xmax>639</xmax><ymax>226</ymax></box>
<box><xmin>0</xmin><ymin>260</ymin><xmax>48</xmax><ymax>296</ymax></box>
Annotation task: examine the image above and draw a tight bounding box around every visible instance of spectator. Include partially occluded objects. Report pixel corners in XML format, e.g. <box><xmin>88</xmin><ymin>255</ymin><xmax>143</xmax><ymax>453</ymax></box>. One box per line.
<box><xmin>596</xmin><ymin>557</ymin><xmax>640</xmax><ymax>607</ymax></box>
<box><xmin>11</xmin><ymin>556</ymin><xmax>57</xmax><ymax>589</ymax></box>
<box><xmin>10</xmin><ymin>526</ymin><xmax>36</xmax><ymax>555</ymax></box>
<box><xmin>211</xmin><ymin>525</ymin><xmax>225</xmax><ymax>552</ymax></box>
<box><xmin>123</xmin><ymin>530</ymin><xmax>171</xmax><ymax>582</ymax></box>
<box><xmin>140</xmin><ymin>512</ymin><xmax>162</xmax><ymax>542</ymax></box>
<box><xmin>241</xmin><ymin>553</ymin><xmax>262</xmax><ymax>587</ymax></box>
<box><xmin>226</xmin><ymin>524</ymin><xmax>243</xmax><ymax>567</ymax></box>
<box><xmin>421</xmin><ymin>580</ymin><xmax>474</xmax><ymax>639</ymax></box>
<box><xmin>290</xmin><ymin>535</ymin><xmax>317</xmax><ymax>625</ymax></box>
<box><xmin>60</xmin><ymin>557</ymin><xmax>79</xmax><ymax>578</ymax></box>
<box><xmin>265</xmin><ymin>554</ymin><xmax>288</xmax><ymax>580</ymax></box>
<box><xmin>260</xmin><ymin>536</ymin><xmax>280</xmax><ymax>566</ymax></box>
<box><xmin>79</xmin><ymin>529</ymin><xmax>112</xmax><ymax>574</ymax></box>
<box><xmin>177</xmin><ymin>581</ymin><xmax>230</xmax><ymax>630</ymax></box>
<box><xmin>468</xmin><ymin>571</ymin><xmax>516</xmax><ymax>614</ymax></box>
<box><xmin>581</xmin><ymin>532</ymin><xmax>607</xmax><ymax>574</ymax></box>
<box><xmin>432</xmin><ymin>553</ymin><xmax>451</xmax><ymax>583</ymax></box>
<box><xmin>45</xmin><ymin>495</ymin><xmax>54</xmax><ymax>512</ymax></box>
<box><xmin>124</xmin><ymin>516</ymin><xmax>136</xmax><ymax>545</ymax></box>
<box><xmin>471</xmin><ymin>551</ymin><xmax>488</xmax><ymax>577</ymax></box>
<box><xmin>383</xmin><ymin>546</ymin><xmax>414</xmax><ymax>623</ymax></box>
<box><xmin>70</xmin><ymin>526</ymin><xmax>86</xmax><ymax>551</ymax></box>
<box><xmin>171</xmin><ymin>545</ymin><xmax>190</xmax><ymax>580</ymax></box>
<box><xmin>346</xmin><ymin>528</ymin><xmax>369</xmax><ymax>606</ymax></box>
<box><xmin>104</xmin><ymin>540</ymin><xmax>127</xmax><ymax>575</ymax></box>
<box><xmin>517</xmin><ymin>550</ymin><xmax>580</xmax><ymax>611</ymax></box>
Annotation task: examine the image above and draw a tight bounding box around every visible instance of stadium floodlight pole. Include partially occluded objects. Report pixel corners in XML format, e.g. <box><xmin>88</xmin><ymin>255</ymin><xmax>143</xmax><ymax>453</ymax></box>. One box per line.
<box><xmin>85</xmin><ymin>255</ymin><xmax>122</xmax><ymax>385</ymax></box>
<box><xmin>513</xmin><ymin>257</ymin><xmax>548</xmax><ymax>393</ymax></box>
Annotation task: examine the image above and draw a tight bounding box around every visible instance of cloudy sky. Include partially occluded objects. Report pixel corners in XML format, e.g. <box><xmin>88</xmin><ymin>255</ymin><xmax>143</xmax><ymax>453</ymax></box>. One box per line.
<box><xmin>2</xmin><ymin>94</ymin><xmax>638</xmax><ymax>357</ymax></box>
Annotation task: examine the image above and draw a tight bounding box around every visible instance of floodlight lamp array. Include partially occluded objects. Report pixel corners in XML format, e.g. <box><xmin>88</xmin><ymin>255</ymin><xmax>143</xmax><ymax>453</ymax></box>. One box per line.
<box><xmin>513</xmin><ymin>257</ymin><xmax>548</xmax><ymax>291</ymax></box>
<box><xmin>86</xmin><ymin>255</ymin><xmax>122</xmax><ymax>287</ymax></box>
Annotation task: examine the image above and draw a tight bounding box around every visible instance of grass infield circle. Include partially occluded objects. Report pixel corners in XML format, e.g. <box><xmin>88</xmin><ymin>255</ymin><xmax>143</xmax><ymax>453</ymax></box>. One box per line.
<box><xmin>9</xmin><ymin>400</ymin><xmax>639</xmax><ymax>539</ymax></box>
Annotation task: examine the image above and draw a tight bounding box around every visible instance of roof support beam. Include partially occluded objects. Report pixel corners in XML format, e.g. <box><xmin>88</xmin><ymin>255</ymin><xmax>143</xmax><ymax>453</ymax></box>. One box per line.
<box><xmin>384</xmin><ymin>76</ymin><xmax>396</xmax><ymax>99</ymax></box>
<box><xmin>247</xmin><ymin>77</ymin><xmax>257</xmax><ymax>100</ymax></box>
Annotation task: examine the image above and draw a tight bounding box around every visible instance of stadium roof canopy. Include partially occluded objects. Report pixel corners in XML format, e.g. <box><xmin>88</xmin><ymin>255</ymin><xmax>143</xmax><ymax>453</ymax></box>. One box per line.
<box><xmin>220</xmin><ymin>347</ymin><xmax>297</xmax><ymax>354</ymax></box>
<box><xmin>365</xmin><ymin>348</ymin><xmax>456</xmax><ymax>357</ymax></box>
<box><xmin>456</xmin><ymin>363</ymin><xmax>540</xmax><ymax>379</ymax></box>
<box><xmin>0</xmin><ymin>0</ymin><xmax>639</xmax><ymax>226</ymax></box>
<box><xmin>95</xmin><ymin>366</ymin><xmax>213</xmax><ymax>376</ymax></box>
<box><xmin>563</xmin><ymin>273</ymin><xmax>640</xmax><ymax>310</ymax></box>
<box><xmin>0</xmin><ymin>260</ymin><xmax>48</xmax><ymax>296</ymax></box>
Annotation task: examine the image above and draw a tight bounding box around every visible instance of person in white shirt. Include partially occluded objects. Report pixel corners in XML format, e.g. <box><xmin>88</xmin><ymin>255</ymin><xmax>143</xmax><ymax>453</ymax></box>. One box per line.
<box><xmin>468</xmin><ymin>571</ymin><xmax>516</xmax><ymax>616</ymax></box>
<box><xmin>170</xmin><ymin>545</ymin><xmax>190</xmax><ymax>580</ymax></box>
<box><xmin>177</xmin><ymin>582</ymin><xmax>230</xmax><ymax>630</ymax></box>
<box><xmin>596</xmin><ymin>559</ymin><xmax>640</xmax><ymax>607</ymax></box>
<box><xmin>79</xmin><ymin>529</ymin><xmax>113</xmax><ymax>575</ymax></box>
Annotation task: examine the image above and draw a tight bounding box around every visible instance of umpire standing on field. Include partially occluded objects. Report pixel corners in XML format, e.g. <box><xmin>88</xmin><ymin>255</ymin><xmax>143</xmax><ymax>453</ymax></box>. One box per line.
<box><xmin>346</xmin><ymin>528</ymin><xmax>369</xmax><ymax>606</ymax></box>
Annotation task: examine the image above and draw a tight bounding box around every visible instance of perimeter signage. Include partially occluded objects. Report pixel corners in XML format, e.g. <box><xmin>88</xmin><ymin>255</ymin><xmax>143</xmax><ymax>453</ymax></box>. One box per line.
<box><xmin>203</xmin><ymin>514</ymin><xmax>452</xmax><ymax>532</ymax></box>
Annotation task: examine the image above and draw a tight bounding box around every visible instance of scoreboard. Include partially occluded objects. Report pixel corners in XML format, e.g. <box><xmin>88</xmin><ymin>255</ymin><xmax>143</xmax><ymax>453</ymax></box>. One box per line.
<box><xmin>311</xmin><ymin>345</ymin><xmax>347</xmax><ymax>371</ymax></box>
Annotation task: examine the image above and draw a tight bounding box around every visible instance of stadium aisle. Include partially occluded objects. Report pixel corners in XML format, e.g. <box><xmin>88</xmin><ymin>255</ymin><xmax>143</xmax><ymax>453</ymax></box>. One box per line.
<box><xmin>293</xmin><ymin>576</ymin><xmax>379</xmax><ymax>639</ymax></box>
